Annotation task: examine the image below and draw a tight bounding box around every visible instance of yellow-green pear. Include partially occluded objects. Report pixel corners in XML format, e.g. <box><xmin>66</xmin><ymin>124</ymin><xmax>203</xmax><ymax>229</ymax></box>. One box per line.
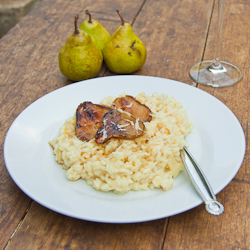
<box><xmin>103</xmin><ymin>10</ymin><xmax>147</xmax><ymax>74</ymax></box>
<box><xmin>79</xmin><ymin>10</ymin><xmax>111</xmax><ymax>53</ymax></box>
<box><xmin>58</xmin><ymin>15</ymin><xmax>103</xmax><ymax>81</ymax></box>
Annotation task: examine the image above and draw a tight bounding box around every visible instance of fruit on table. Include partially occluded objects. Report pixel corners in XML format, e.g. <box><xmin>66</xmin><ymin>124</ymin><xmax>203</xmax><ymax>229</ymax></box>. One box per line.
<box><xmin>103</xmin><ymin>10</ymin><xmax>147</xmax><ymax>74</ymax></box>
<box><xmin>58</xmin><ymin>15</ymin><xmax>103</xmax><ymax>81</ymax></box>
<box><xmin>79</xmin><ymin>10</ymin><xmax>111</xmax><ymax>53</ymax></box>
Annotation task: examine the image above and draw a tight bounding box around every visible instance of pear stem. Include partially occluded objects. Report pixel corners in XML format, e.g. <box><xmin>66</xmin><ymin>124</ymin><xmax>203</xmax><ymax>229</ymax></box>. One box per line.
<box><xmin>85</xmin><ymin>10</ymin><xmax>92</xmax><ymax>23</ymax></box>
<box><xmin>116</xmin><ymin>10</ymin><xmax>125</xmax><ymax>26</ymax></box>
<box><xmin>74</xmin><ymin>14</ymin><xmax>79</xmax><ymax>34</ymax></box>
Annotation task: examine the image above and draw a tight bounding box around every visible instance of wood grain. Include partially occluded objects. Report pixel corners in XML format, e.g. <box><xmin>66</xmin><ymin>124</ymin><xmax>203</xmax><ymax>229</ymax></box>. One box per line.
<box><xmin>0</xmin><ymin>0</ymin><xmax>213</xmax><ymax>248</ymax></box>
<box><xmin>0</xmin><ymin>0</ymin><xmax>146</xmax><ymax>248</ymax></box>
<box><xmin>105</xmin><ymin>0</ymin><xmax>214</xmax><ymax>84</ymax></box>
<box><xmin>163</xmin><ymin>0</ymin><xmax>250</xmax><ymax>249</ymax></box>
<box><xmin>6</xmin><ymin>202</ymin><xmax>168</xmax><ymax>250</ymax></box>
<box><xmin>1</xmin><ymin>0</ymin><xmax>249</xmax><ymax>248</ymax></box>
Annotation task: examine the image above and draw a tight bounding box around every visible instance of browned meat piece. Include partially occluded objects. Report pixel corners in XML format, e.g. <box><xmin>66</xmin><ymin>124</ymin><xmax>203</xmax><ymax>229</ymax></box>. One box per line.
<box><xmin>112</xmin><ymin>95</ymin><xmax>152</xmax><ymax>123</ymax></box>
<box><xmin>76</xmin><ymin>102</ymin><xmax>112</xmax><ymax>141</ymax></box>
<box><xmin>95</xmin><ymin>109</ymin><xmax>145</xmax><ymax>144</ymax></box>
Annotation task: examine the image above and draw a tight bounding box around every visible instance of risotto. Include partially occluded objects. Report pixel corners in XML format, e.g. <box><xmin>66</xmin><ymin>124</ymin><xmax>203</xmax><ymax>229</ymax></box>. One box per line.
<box><xmin>49</xmin><ymin>92</ymin><xmax>192</xmax><ymax>194</ymax></box>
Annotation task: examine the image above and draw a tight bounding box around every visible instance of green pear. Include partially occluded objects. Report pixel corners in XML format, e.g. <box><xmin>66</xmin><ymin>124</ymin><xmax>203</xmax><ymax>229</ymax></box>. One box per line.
<box><xmin>58</xmin><ymin>15</ymin><xmax>103</xmax><ymax>81</ymax></box>
<box><xmin>103</xmin><ymin>10</ymin><xmax>147</xmax><ymax>74</ymax></box>
<box><xmin>79</xmin><ymin>10</ymin><xmax>111</xmax><ymax>53</ymax></box>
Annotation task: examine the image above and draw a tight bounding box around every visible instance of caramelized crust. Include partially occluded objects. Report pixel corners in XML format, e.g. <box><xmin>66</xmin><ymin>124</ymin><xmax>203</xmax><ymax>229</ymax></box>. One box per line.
<box><xmin>76</xmin><ymin>102</ymin><xmax>112</xmax><ymax>141</ymax></box>
<box><xmin>95</xmin><ymin>109</ymin><xmax>145</xmax><ymax>144</ymax></box>
<box><xmin>112</xmin><ymin>95</ymin><xmax>152</xmax><ymax>122</ymax></box>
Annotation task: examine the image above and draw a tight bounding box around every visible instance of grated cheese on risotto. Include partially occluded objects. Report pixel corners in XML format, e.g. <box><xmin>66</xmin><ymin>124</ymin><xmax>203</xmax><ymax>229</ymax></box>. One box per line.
<box><xmin>49</xmin><ymin>92</ymin><xmax>192</xmax><ymax>194</ymax></box>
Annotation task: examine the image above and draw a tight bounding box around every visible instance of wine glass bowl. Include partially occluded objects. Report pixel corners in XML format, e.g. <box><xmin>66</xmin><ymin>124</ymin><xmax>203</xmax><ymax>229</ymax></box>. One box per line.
<box><xmin>190</xmin><ymin>0</ymin><xmax>243</xmax><ymax>87</ymax></box>
<box><xmin>190</xmin><ymin>60</ymin><xmax>243</xmax><ymax>87</ymax></box>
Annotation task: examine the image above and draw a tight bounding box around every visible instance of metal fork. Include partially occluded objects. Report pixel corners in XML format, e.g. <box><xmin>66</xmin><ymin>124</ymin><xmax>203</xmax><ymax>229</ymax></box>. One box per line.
<box><xmin>180</xmin><ymin>146</ymin><xmax>224</xmax><ymax>215</ymax></box>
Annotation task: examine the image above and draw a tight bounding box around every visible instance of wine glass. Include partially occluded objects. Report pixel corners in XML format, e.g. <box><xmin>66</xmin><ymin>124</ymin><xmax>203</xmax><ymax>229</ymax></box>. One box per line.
<box><xmin>189</xmin><ymin>0</ymin><xmax>243</xmax><ymax>87</ymax></box>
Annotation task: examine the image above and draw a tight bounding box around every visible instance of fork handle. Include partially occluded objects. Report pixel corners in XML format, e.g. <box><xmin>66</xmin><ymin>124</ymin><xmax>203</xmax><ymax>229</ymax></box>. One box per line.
<box><xmin>180</xmin><ymin>146</ymin><xmax>224</xmax><ymax>215</ymax></box>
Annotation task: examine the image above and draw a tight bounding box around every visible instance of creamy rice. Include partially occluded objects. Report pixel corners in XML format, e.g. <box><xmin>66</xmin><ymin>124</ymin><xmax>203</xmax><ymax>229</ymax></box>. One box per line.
<box><xmin>49</xmin><ymin>93</ymin><xmax>192</xmax><ymax>194</ymax></box>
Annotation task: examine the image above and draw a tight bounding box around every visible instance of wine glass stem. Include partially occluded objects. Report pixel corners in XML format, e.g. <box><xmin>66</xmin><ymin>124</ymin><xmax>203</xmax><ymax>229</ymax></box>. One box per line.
<box><xmin>212</xmin><ymin>0</ymin><xmax>225</xmax><ymax>69</ymax></box>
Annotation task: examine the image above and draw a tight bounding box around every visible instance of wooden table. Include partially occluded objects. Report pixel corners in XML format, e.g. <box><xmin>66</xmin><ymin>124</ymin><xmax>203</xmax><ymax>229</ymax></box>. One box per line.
<box><xmin>0</xmin><ymin>0</ymin><xmax>249</xmax><ymax>249</ymax></box>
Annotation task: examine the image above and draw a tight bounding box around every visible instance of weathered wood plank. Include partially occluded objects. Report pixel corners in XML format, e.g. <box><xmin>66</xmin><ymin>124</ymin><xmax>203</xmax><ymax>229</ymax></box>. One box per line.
<box><xmin>6</xmin><ymin>202</ymin><xmax>168</xmax><ymax>250</ymax></box>
<box><xmin>0</xmin><ymin>0</ymin><xmax>221</xmax><ymax>249</ymax></box>
<box><xmin>0</xmin><ymin>181</ymin><xmax>31</xmax><ymax>249</ymax></box>
<box><xmin>0</xmin><ymin>0</ymin><xmax>160</xmax><ymax>249</ymax></box>
<box><xmin>105</xmin><ymin>0</ymin><xmax>214</xmax><ymax>84</ymax></box>
<box><xmin>164</xmin><ymin>180</ymin><xmax>250</xmax><ymax>249</ymax></box>
<box><xmin>164</xmin><ymin>0</ymin><xmax>250</xmax><ymax>249</ymax></box>
<box><xmin>196</xmin><ymin>0</ymin><xmax>250</xmax><ymax>110</ymax></box>
<box><xmin>164</xmin><ymin>138</ymin><xmax>249</xmax><ymax>250</ymax></box>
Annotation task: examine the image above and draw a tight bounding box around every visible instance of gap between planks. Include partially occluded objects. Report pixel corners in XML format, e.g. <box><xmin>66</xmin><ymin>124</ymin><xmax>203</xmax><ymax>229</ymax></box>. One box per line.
<box><xmin>195</xmin><ymin>0</ymin><xmax>215</xmax><ymax>89</ymax></box>
<box><xmin>3</xmin><ymin>1</ymin><xmax>218</xmax><ymax>249</ymax></box>
<box><xmin>4</xmin><ymin>201</ymin><xmax>34</xmax><ymax>250</ymax></box>
<box><xmin>200</xmin><ymin>0</ymin><xmax>215</xmax><ymax>63</ymax></box>
<box><xmin>2</xmin><ymin>1</ymin><xmax>151</xmax><ymax>249</ymax></box>
<box><xmin>161</xmin><ymin>218</ymin><xmax>170</xmax><ymax>250</ymax></box>
<box><xmin>100</xmin><ymin>0</ymin><xmax>171</xmax><ymax>247</ymax></box>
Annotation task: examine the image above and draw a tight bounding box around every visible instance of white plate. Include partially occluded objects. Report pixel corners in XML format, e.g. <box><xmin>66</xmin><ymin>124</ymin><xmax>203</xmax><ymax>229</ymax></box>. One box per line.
<box><xmin>4</xmin><ymin>76</ymin><xmax>245</xmax><ymax>223</ymax></box>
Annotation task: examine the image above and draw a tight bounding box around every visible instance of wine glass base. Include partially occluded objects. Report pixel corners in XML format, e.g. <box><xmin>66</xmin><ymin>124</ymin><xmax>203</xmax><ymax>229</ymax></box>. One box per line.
<box><xmin>189</xmin><ymin>61</ymin><xmax>243</xmax><ymax>87</ymax></box>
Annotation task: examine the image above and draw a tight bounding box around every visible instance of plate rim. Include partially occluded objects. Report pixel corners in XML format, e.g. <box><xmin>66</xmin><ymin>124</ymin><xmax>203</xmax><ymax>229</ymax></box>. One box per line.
<box><xmin>3</xmin><ymin>75</ymin><xmax>246</xmax><ymax>223</ymax></box>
